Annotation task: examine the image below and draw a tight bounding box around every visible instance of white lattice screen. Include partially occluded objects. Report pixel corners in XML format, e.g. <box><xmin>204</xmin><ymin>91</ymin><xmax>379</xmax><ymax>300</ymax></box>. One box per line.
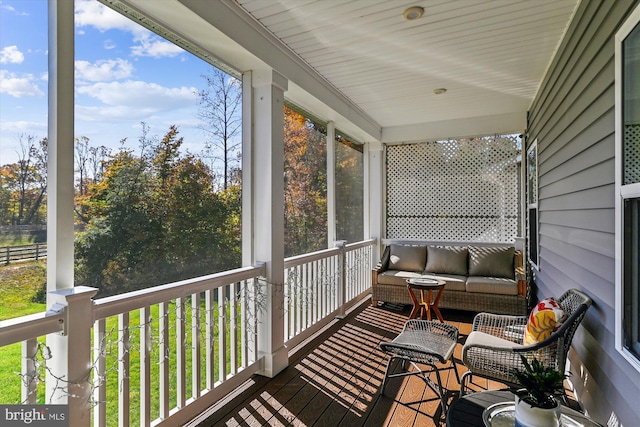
<box><xmin>385</xmin><ymin>135</ymin><xmax>521</xmax><ymax>243</ymax></box>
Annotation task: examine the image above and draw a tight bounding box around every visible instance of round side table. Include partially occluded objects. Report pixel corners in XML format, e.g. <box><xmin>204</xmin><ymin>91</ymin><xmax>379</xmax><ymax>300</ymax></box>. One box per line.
<box><xmin>446</xmin><ymin>390</ymin><xmax>605</xmax><ymax>427</ymax></box>
<box><xmin>406</xmin><ymin>277</ymin><xmax>446</xmax><ymax>322</ymax></box>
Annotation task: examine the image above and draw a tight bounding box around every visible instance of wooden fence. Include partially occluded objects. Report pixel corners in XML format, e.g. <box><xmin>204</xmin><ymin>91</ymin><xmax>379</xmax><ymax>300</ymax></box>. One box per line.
<box><xmin>1</xmin><ymin>244</ymin><xmax>47</xmax><ymax>265</ymax></box>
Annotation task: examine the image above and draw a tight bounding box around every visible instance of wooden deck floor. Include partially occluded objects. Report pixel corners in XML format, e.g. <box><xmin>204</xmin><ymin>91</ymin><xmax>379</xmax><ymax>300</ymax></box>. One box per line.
<box><xmin>187</xmin><ymin>302</ymin><xmax>505</xmax><ymax>427</ymax></box>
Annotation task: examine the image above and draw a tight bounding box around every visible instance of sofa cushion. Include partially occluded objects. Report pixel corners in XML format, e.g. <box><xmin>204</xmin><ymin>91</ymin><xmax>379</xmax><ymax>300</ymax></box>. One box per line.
<box><xmin>425</xmin><ymin>246</ymin><xmax>468</xmax><ymax>275</ymax></box>
<box><xmin>468</xmin><ymin>246</ymin><xmax>515</xmax><ymax>279</ymax></box>
<box><xmin>377</xmin><ymin>270</ymin><xmax>424</xmax><ymax>286</ymax></box>
<box><xmin>388</xmin><ymin>245</ymin><xmax>427</xmax><ymax>272</ymax></box>
<box><xmin>466</xmin><ymin>276</ymin><xmax>518</xmax><ymax>295</ymax></box>
<box><xmin>421</xmin><ymin>273</ymin><xmax>467</xmax><ymax>291</ymax></box>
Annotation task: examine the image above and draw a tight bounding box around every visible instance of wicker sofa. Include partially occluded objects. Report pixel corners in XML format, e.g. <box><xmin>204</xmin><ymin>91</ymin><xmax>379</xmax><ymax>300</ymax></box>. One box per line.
<box><xmin>372</xmin><ymin>242</ymin><xmax>529</xmax><ymax>315</ymax></box>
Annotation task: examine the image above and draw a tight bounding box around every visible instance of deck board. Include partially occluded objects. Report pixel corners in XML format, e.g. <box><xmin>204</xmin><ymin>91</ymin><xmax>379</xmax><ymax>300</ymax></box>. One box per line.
<box><xmin>190</xmin><ymin>302</ymin><xmax>496</xmax><ymax>427</ymax></box>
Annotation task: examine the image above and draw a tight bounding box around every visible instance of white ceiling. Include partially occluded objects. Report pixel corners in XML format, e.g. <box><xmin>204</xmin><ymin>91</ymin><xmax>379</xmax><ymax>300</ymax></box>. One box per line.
<box><xmin>114</xmin><ymin>0</ymin><xmax>580</xmax><ymax>143</ymax></box>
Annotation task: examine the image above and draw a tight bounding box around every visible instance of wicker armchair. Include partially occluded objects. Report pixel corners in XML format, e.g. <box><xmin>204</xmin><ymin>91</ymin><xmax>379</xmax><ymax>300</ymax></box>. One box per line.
<box><xmin>460</xmin><ymin>288</ymin><xmax>592</xmax><ymax>397</ymax></box>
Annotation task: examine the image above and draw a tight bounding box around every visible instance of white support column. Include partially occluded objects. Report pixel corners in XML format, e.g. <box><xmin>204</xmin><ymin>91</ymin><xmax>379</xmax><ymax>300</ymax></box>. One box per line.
<box><xmin>366</xmin><ymin>141</ymin><xmax>384</xmax><ymax>259</ymax></box>
<box><xmin>335</xmin><ymin>240</ymin><xmax>347</xmax><ymax>318</ymax></box>
<box><xmin>327</xmin><ymin>121</ymin><xmax>336</xmax><ymax>246</ymax></box>
<box><xmin>46</xmin><ymin>1</ymin><xmax>74</xmax><ymax>295</ymax></box>
<box><xmin>46</xmin><ymin>0</ymin><xmax>80</xmax><ymax>415</ymax></box>
<box><xmin>250</xmin><ymin>69</ymin><xmax>288</xmax><ymax>377</ymax></box>
<box><xmin>242</xmin><ymin>71</ymin><xmax>254</xmax><ymax>267</ymax></box>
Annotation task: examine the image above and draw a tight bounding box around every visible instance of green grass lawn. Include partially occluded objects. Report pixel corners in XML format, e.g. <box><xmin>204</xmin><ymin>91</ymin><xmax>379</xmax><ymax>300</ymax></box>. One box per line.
<box><xmin>0</xmin><ymin>236</ymin><xmax>39</xmax><ymax>246</ymax></box>
<box><xmin>0</xmin><ymin>261</ymin><xmax>47</xmax><ymax>405</ymax></box>
<box><xmin>0</xmin><ymin>261</ymin><xmax>46</xmax><ymax>320</ymax></box>
<box><xmin>0</xmin><ymin>262</ymin><xmax>243</xmax><ymax>425</ymax></box>
<box><xmin>93</xmin><ymin>299</ymin><xmax>240</xmax><ymax>426</ymax></box>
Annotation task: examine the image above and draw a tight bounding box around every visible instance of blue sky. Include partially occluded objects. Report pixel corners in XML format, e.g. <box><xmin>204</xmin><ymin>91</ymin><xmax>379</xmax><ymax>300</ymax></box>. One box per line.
<box><xmin>0</xmin><ymin>0</ymin><xmax>219</xmax><ymax>165</ymax></box>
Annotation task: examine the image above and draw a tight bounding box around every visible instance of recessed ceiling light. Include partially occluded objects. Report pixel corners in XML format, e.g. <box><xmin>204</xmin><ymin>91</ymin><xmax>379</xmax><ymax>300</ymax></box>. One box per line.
<box><xmin>433</xmin><ymin>88</ymin><xmax>447</xmax><ymax>95</ymax></box>
<box><xmin>403</xmin><ymin>6</ymin><xmax>424</xmax><ymax>21</ymax></box>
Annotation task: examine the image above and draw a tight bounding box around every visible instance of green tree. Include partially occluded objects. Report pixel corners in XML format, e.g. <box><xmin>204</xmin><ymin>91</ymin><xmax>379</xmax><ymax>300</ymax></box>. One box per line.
<box><xmin>75</xmin><ymin>125</ymin><xmax>242</xmax><ymax>296</ymax></box>
<box><xmin>75</xmin><ymin>144</ymin><xmax>156</xmax><ymax>294</ymax></box>
<box><xmin>0</xmin><ymin>166</ymin><xmax>14</xmax><ymax>226</ymax></box>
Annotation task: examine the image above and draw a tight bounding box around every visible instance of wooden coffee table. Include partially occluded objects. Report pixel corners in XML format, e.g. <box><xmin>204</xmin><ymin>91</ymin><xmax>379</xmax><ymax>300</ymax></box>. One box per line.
<box><xmin>406</xmin><ymin>277</ymin><xmax>446</xmax><ymax>322</ymax></box>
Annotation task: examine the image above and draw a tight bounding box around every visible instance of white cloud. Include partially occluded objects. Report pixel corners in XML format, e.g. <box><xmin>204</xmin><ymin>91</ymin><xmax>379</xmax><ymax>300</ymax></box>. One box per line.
<box><xmin>74</xmin><ymin>0</ymin><xmax>139</xmax><ymax>34</ymax></box>
<box><xmin>76</xmin><ymin>80</ymin><xmax>197</xmax><ymax>121</ymax></box>
<box><xmin>76</xmin><ymin>104</ymin><xmax>158</xmax><ymax>123</ymax></box>
<box><xmin>0</xmin><ymin>70</ymin><xmax>44</xmax><ymax>97</ymax></box>
<box><xmin>0</xmin><ymin>120</ymin><xmax>47</xmax><ymax>135</ymax></box>
<box><xmin>131</xmin><ymin>33</ymin><xmax>184</xmax><ymax>58</ymax></box>
<box><xmin>0</xmin><ymin>4</ymin><xmax>28</xmax><ymax>16</ymax></box>
<box><xmin>75</xmin><ymin>59</ymin><xmax>134</xmax><ymax>82</ymax></box>
<box><xmin>104</xmin><ymin>39</ymin><xmax>116</xmax><ymax>50</ymax></box>
<box><xmin>0</xmin><ymin>120</ymin><xmax>48</xmax><ymax>164</ymax></box>
<box><xmin>0</xmin><ymin>46</ymin><xmax>25</xmax><ymax>64</ymax></box>
<box><xmin>75</xmin><ymin>0</ymin><xmax>184</xmax><ymax>59</ymax></box>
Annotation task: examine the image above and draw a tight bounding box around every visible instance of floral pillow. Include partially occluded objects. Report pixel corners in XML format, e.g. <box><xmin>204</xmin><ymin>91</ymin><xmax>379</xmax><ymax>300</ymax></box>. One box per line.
<box><xmin>523</xmin><ymin>298</ymin><xmax>567</xmax><ymax>345</ymax></box>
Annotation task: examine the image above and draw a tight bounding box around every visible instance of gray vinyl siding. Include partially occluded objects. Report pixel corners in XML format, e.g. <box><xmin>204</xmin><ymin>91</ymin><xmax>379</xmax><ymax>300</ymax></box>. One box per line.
<box><xmin>527</xmin><ymin>0</ymin><xmax>640</xmax><ymax>425</ymax></box>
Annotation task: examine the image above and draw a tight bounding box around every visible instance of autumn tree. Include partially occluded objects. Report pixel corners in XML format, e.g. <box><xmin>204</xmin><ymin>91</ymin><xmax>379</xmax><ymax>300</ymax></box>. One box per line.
<box><xmin>334</xmin><ymin>134</ymin><xmax>364</xmax><ymax>243</ymax></box>
<box><xmin>0</xmin><ymin>135</ymin><xmax>48</xmax><ymax>226</ymax></box>
<box><xmin>283</xmin><ymin>106</ymin><xmax>328</xmax><ymax>257</ymax></box>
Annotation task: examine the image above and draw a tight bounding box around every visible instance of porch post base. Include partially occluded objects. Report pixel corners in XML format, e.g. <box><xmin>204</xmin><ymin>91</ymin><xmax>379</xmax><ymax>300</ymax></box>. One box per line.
<box><xmin>258</xmin><ymin>345</ymin><xmax>289</xmax><ymax>378</ymax></box>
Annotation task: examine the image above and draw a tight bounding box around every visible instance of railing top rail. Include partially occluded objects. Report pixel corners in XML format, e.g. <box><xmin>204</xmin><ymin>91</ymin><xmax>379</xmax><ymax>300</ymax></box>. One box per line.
<box><xmin>284</xmin><ymin>247</ymin><xmax>341</xmax><ymax>268</ymax></box>
<box><xmin>0</xmin><ymin>309</ymin><xmax>64</xmax><ymax>347</ymax></box>
<box><xmin>93</xmin><ymin>263</ymin><xmax>266</xmax><ymax>321</ymax></box>
<box><xmin>284</xmin><ymin>239</ymin><xmax>376</xmax><ymax>268</ymax></box>
<box><xmin>344</xmin><ymin>238</ymin><xmax>376</xmax><ymax>251</ymax></box>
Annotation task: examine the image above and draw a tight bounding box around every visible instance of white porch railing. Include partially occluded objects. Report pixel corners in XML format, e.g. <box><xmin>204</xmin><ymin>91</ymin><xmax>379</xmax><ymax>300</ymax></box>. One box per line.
<box><xmin>0</xmin><ymin>239</ymin><xmax>376</xmax><ymax>427</ymax></box>
<box><xmin>284</xmin><ymin>239</ymin><xmax>375</xmax><ymax>349</ymax></box>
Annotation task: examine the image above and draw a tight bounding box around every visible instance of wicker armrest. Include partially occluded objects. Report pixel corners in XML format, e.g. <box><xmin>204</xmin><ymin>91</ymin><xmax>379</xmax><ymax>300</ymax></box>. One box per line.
<box><xmin>514</xmin><ymin>250</ymin><xmax>527</xmax><ymax>296</ymax></box>
<box><xmin>373</xmin><ymin>246</ymin><xmax>391</xmax><ymax>273</ymax></box>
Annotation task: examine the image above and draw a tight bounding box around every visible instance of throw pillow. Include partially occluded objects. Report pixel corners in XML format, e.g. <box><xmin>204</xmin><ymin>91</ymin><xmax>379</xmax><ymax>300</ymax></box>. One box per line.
<box><xmin>388</xmin><ymin>245</ymin><xmax>427</xmax><ymax>271</ymax></box>
<box><xmin>424</xmin><ymin>246</ymin><xmax>468</xmax><ymax>275</ymax></box>
<box><xmin>523</xmin><ymin>298</ymin><xmax>567</xmax><ymax>345</ymax></box>
<box><xmin>468</xmin><ymin>246</ymin><xmax>515</xmax><ymax>279</ymax></box>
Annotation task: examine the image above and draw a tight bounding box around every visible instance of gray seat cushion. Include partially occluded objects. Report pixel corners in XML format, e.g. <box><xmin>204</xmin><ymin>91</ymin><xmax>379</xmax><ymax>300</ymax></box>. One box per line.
<box><xmin>466</xmin><ymin>276</ymin><xmax>518</xmax><ymax>295</ymax></box>
<box><xmin>464</xmin><ymin>330</ymin><xmax>523</xmax><ymax>349</ymax></box>
<box><xmin>420</xmin><ymin>273</ymin><xmax>467</xmax><ymax>291</ymax></box>
<box><xmin>378</xmin><ymin>270</ymin><xmax>424</xmax><ymax>286</ymax></box>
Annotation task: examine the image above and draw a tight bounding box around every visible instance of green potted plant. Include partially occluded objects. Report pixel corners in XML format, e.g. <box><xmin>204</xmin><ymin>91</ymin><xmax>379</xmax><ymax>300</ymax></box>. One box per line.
<box><xmin>513</xmin><ymin>355</ymin><xmax>568</xmax><ymax>427</ymax></box>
